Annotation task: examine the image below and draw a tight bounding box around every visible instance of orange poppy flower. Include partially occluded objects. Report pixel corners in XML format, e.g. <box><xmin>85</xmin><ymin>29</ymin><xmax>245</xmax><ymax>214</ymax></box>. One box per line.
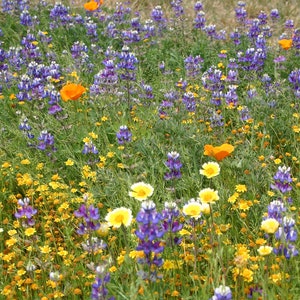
<box><xmin>204</xmin><ymin>143</ymin><xmax>235</xmax><ymax>161</ymax></box>
<box><xmin>84</xmin><ymin>0</ymin><xmax>102</xmax><ymax>11</ymax></box>
<box><xmin>60</xmin><ymin>83</ymin><xmax>86</xmax><ymax>102</ymax></box>
<box><xmin>278</xmin><ymin>39</ymin><xmax>293</xmax><ymax>50</ymax></box>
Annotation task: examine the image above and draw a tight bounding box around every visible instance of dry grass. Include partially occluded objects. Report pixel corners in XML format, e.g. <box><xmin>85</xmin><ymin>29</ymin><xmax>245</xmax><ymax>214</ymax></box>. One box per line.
<box><xmin>68</xmin><ymin>0</ymin><xmax>300</xmax><ymax>30</ymax></box>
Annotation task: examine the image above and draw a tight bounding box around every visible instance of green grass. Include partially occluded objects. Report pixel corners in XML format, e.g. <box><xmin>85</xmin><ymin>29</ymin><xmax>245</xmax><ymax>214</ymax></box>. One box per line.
<box><xmin>0</xmin><ymin>0</ymin><xmax>300</xmax><ymax>299</ymax></box>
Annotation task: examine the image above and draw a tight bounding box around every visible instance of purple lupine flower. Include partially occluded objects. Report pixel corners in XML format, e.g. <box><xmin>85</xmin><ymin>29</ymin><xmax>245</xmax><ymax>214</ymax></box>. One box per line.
<box><xmin>121</xmin><ymin>29</ymin><xmax>141</xmax><ymax>44</ymax></box>
<box><xmin>82</xmin><ymin>141</ymin><xmax>98</xmax><ymax>155</ymax></box>
<box><xmin>225</xmin><ymin>85</ymin><xmax>238</xmax><ymax>107</ymax></box>
<box><xmin>210</xmin><ymin>285</ymin><xmax>232</xmax><ymax>300</ymax></box>
<box><xmin>74</xmin><ymin>202</ymin><xmax>100</xmax><ymax>235</ymax></box>
<box><xmin>91</xmin><ymin>273</ymin><xmax>115</xmax><ymax>300</ymax></box>
<box><xmin>182</xmin><ymin>91</ymin><xmax>196</xmax><ymax>112</ymax></box>
<box><xmin>265</xmin><ymin>166</ymin><xmax>298</xmax><ymax>259</ymax></box>
<box><xmin>20</xmin><ymin>10</ymin><xmax>33</xmax><ymax>26</ymax></box>
<box><xmin>235</xmin><ymin>1</ymin><xmax>247</xmax><ymax>25</ymax></box>
<box><xmin>194</xmin><ymin>11</ymin><xmax>206</xmax><ymax>29</ymax></box>
<box><xmin>292</xmin><ymin>28</ymin><xmax>300</xmax><ymax>50</ymax></box>
<box><xmin>158</xmin><ymin>90</ymin><xmax>178</xmax><ymax>118</ymax></box>
<box><xmin>170</xmin><ymin>0</ymin><xmax>184</xmax><ymax>18</ymax></box>
<box><xmin>85</xmin><ymin>18</ymin><xmax>98</xmax><ymax>42</ymax></box>
<box><xmin>139</xmin><ymin>82</ymin><xmax>154</xmax><ymax>100</ymax></box>
<box><xmin>226</xmin><ymin>69</ymin><xmax>239</xmax><ymax>83</ymax></box>
<box><xmin>15</xmin><ymin>197</ymin><xmax>37</xmax><ymax>227</ymax></box>
<box><xmin>288</xmin><ymin>68</ymin><xmax>300</xmax><ymax>98</ymax></box>
<box><xmin>194</xmin><ymin>1</ymin><xmax>203</xmax><ymax>12</ymax></box>
<box><xmin>37</xmin><ymin>130</ymin><xmax>57</xmax><ymax>155</ymax></box>
<box><xmin>238</xmin><ymin>106</ymin><xmax>251</xmax><ymax>121</ymax></box>
<box><xmin>275</xmin><ymin>217</ymin><xmax>297</xmax><ymax>242</ymax></box>
<box><xmin>116</xmin><ymin>125</ymin><xmax>132</xmax><ymax>145</ymax></box>
<box><xmin>135</xmin><ymin>200</ymin><xmax>165</xmax><ymax>280</ymax></box>
<box><xmin>209</xmin><ymin>110</ymin><xmax>224</xmax><ymax>127</ymax></box>
<box><xmin>151</xmin><ymin>5</ymin><xmax>167</xmax><ymax>32</ymax></box>
<box><xmin>49</xmin><ymin>3</ymin><xmax>72</xmax><ymax>29</ymax></box>
<box><xmin>285</xmin><ymin>19</ymin><xmax>294</xmax><ymax>29</ymax></box>
<box><xmin>202</xmin><ymin>66</ymin><xmax>224</xmax><ymax>94</ymax></box>
<box><xmin>270</xmin><ymin>166</ymin><xmax>293</xmax><ymax>194</ymax></box>
<box><xmin>19</xmin><ymin>116</ymin><xmax>34</xmax><ymax>139</ymax></box>
<box><xmin>258</xmin><ymin>11</ymin><xmax>268</xmax><ymax>26</ymax></box>
<box><xmin>184</xmin><ymin>55</ymin><xmax>203</xmax><ymax>78</ymax></box>
<box><xmin>247</xmin><ymin>19</ymin><xmax>261</xmax><ymax>40</ymax></box>
<box><xmin>117</xmin><ymin>45</ymin><xmax>139</xmax><ymax>81</ymax></box>
<box><xmin>142</xmin><ymin>20</ymin><xmax>156</xmax><ymax>39</ymax></box>
<box><xmin>90</xmin><ymin>58</ymin><xmax>118</xmax><ymax>96</ymax></box>
<box><xmin>270</xmin><ymin>9</ymin><xmax>280</xmax><ymax>22</ymax></box>
<box><xmin>161</xmin><ymin>202</ymin><xmax>183</xmax><ymax>246</ymax></box>
<box><xmin>164</xmin><ymin>151</ymin><xmax>182</xmax><ymax>180</ymax></box>
<box><xmin>267</xmin><ymin>200</ymin><xmax>286</xmax><ymax>223</ymax></box>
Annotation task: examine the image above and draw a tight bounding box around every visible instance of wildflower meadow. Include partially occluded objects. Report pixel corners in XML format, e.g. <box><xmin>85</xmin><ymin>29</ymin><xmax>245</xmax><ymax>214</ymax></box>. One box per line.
<box><xmin>1</xmin><ymin>0</ymin><xmax>300</xmax><ymax>299</ymax></box>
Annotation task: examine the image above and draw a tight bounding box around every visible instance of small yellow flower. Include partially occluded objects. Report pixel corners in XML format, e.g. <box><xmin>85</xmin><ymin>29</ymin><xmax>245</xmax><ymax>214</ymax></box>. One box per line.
<box><xmin>163</xmin><ymin>260</ymin><xmax>176</xmax><ymax>270</ymax></box>
<box><xmin>89</xmin><ymin>132</ymin><xmax>98</xmax><ymax>139</ymax></box>
<box><xmin>235</xmin><ymin>184</ymin><xmax>247</xmax><ymax>193</ymax></box>
<box><xmin>65</xmin><ymin>159</ymin><xmax>74</xmax><ymax>166</ymax></box>
<box><xmin>274</xmin><ymin>158</ymin><xmax>281</xmax><ymax>165</ymax></box>
<box><xmin>2</xmin><ymin>162</ymin><xmax>11</xmax><ymax>168</ymax></box>
<box><xmin>228</xmin><ymin>192</ymin><xmax>239</xmax><ymax>204</ymax></box>
<box><xmin>129</xmin><ymin>182</ymin><xmax>154</xmax><ymax>201</ymax></box>
<box><xmin>198</xmin><ymin>188</ymin><xmax>219</xmax><ymax>204</ymax></box>
<box><xmin>199</xmin><ymin>162</ymin><xmax>220</xmax><ymax>178</ymax></box>
<box><xmin>109</xmin><ymin>266</ymin><xmax>117</xmax><ymax>272</ymax></box>
<box><xmin>24</xmin><ymin>228</ymin><xmax>36</xmax><ymax>236</ymax></box>
<box><xmin>51</xmin><ymin>174</ymin><xmax>61</xmax><ymax>181</ymax></box>
<box><xmin>105</xmin><ymin>207</ymin><xmax>133</xmax><ymax>228</ymax></box>
<box><xmin>21</xmin><ymin>159</ymin><xmax>30</xmax><ymax>165</ymax></box>
<box><xmin>292</xmin><ymin>125</ymin><xmax>300</xmax><ymax>133</ymax></box>
<box><xmin>8</xmin><ymin>229</ymin><xmax>17</xmax><ymax>236</ymax></box>
<box><xmin>107</xmin><ymin>152</ymin><xmax>115</xmax><ymax>158</ymax></box>
<box><xmin>261</xmin><ymin>218</ymin><xmax>279</xmax><ymax>234</ymax></box>
<box><xmin>258</xmin><ymin>245</ymin><xmax>273</xmax><ymax>256</ymax></box>
<box><xmin>40</xmin><ymin>245</ymin><xmax>51</xmax><ymax>254</ymax></box>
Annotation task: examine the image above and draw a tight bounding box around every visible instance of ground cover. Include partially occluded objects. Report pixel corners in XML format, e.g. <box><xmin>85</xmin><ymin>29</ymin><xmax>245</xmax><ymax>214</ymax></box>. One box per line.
<box><xmin>0</xmin><ymin>0</ymin><xmax>299</xmax><ymax>299</ymax></box>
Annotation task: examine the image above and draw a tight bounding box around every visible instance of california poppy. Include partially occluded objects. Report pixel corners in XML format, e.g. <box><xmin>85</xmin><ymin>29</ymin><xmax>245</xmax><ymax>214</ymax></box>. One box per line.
<box><xmin>204</xmin><ymin>143</ymin><xmax>234</xmax><ymax>161</ymax></box>
<box><xmin>60</xmin><ymin>83</ymin><xmax>86</xmax><ymax>102</ymax></box>
<box><xmin>84</xmin><ymin>0</ymin><xmax>102</xmax><ymax>11</ymax></box>
<box><xmin>278</xmin><ymin>39</ymin><xmax>293</xmax><ymax>50</ymax></box>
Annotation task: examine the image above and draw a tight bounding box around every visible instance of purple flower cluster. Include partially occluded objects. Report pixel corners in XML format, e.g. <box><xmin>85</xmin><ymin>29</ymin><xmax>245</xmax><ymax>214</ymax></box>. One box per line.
<box><xmin>91</xmin><ymin>273</ymin><xmax>115</xmax><ymax>300</ymax></box>
<box><xmin>161</xmin><ymin>202</ymin><xmax>183</xmax><ymax>246</ymax></box>
<box><xmin>135</xmin><ymin>200</ymin><xmax>165</xmax><ymax>280</ymax></box>
<box><xmin>202</xmin><ymin>66</ymin><xmax>225</xmax><ymax>106</ymax></box>
<box><xmin>184</xmin><ymin>55</ymin><xmax>203</xmax><ymax>78</ymax></box>
<box><xmin>117</xmin><ymin>45</ymin><xmax>139</xmax><ymax>82</ymax></box>
<box><xmin>82</xmin><ymin>141</ymin><xmax>98</xmax><ymax>155</ymax></box>
<box><xmin>19</xmin><ymin>116</ymin><xmax>34</xmax><ymax>139</ymax></box>
<box><xmin>264</xmin><ymin>166</ymin><xmax>298</xmax><ymax>259</ymax></box>
<box><xmin>158</xmin><ymin>90</ymin><xmax>179</xmax><ymax>118</ymax></box>
<box><xmin>270</xmin><ymin>166</ymin><xmax>293</xmax><ymax>194</ymax></box>
<box><xmin>37</xmin><ymin>130</ymin><xmax>57</xmax><ymax>155</ymax></box>
<box><xmin>116</xmin><ymin>125</ymin><xmax>132</xmax><ymax>145</ymax></box>
<box><xmin>210</xmin><ymin>285</ymin><xmax>232</xmax><ymax>300</ymax></box>
<box><xmin>49</xmin><ymin>3</ymin><xmax>72</xmax><ymax>29</ymax></box>
<box><xmin>182</xmin><ymin>91</ymin><xmax>196</xmax><ymax>112</ymax></box>
<box><xmin>74</xmin><ymin>201</ymin><xmax>100</xmax><ymax>235</ymax></box>
<box><xmin>90</xmin><ymin>54</ymin><xmax>119</xmax><ymax>96</ymax></box>
<box><xmin>15</xmin><ymin>197</ymin><xmax>37</xmax><ymax>227</ymax></box>
<box><xmin>164</xmin><ymin>151</ymin><xmax>182</xmax><ymax>180</ymax></box>
<box><xmin>288</xmin><ymin>68</ymin><xmax>300</xmax><ymax>98</ymax></box>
